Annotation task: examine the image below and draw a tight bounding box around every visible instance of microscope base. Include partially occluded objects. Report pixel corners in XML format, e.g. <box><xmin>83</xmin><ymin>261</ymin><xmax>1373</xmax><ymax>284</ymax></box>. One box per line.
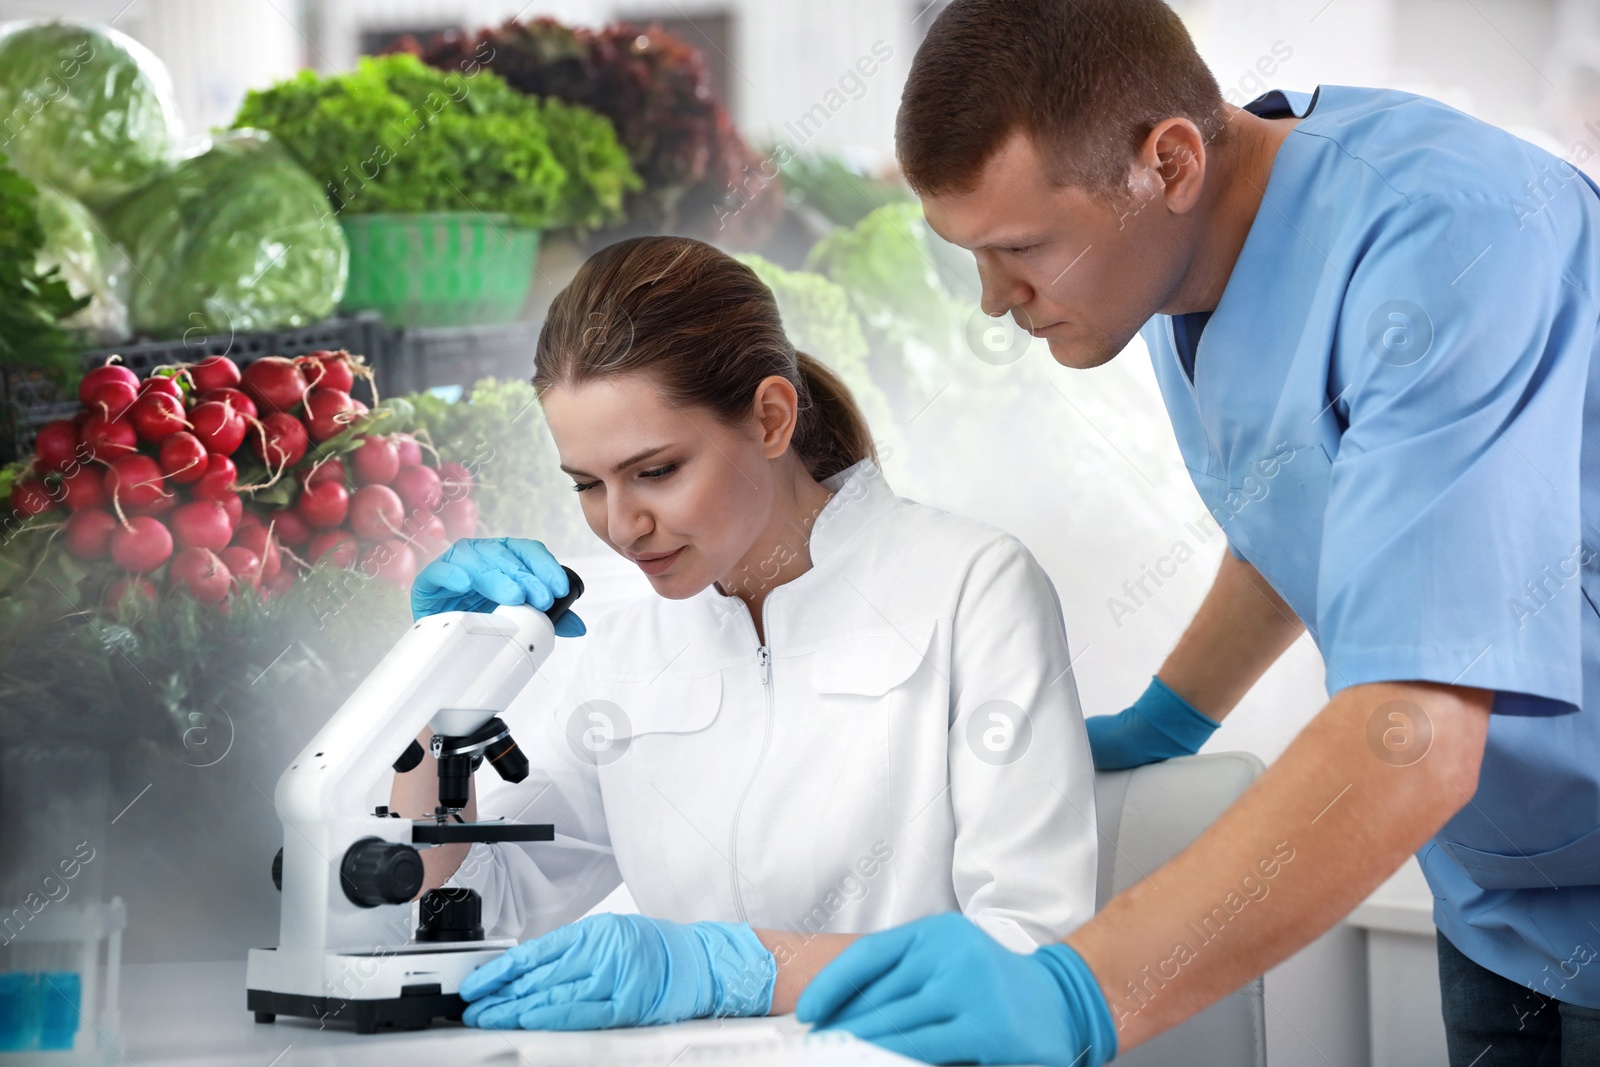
<box><xmin>246</xmin><ymin>941</ymin><xmax>516</xmax><ymax>1033</ymax></box>
<box><xmin>247</xmin><ymin>986</ymin><xmax>464</xmax><ymax>1033</ymax></box>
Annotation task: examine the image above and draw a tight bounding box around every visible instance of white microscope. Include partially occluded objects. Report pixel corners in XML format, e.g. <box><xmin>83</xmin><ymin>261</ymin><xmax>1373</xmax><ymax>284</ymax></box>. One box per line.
<box><xmin>245</xmin><ymin>569</ymin><xmax>583</xmax><ymax>1033</ymax></box>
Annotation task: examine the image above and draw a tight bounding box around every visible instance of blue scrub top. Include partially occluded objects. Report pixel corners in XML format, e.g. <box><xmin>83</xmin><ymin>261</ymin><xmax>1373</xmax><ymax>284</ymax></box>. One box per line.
<box><xmin>1142</xmin><ymin>85</ymin><xmax>1600</xmax><ymax>1006</ymax></box>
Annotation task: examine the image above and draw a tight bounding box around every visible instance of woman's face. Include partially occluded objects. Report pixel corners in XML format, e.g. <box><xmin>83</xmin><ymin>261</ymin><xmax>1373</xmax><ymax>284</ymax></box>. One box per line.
<box><xmin>541</xmin><ymin>373</ymin><xmax>793</xmax><ymax>600</ymax></box>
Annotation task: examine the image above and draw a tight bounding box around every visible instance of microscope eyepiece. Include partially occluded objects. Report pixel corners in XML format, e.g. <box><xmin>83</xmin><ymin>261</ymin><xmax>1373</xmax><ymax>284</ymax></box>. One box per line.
<box><xmin>546</xmin><ymin>566</ymin><xmax>584</xmax><ymax>626</ymax></box>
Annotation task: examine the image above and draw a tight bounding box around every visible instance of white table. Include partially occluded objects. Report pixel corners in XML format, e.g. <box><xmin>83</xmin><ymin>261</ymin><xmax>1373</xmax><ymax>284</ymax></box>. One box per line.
<box><xmin>100</xmin><ymin>961</ymin><xmax>915</xmax><ymax>1067</ymax></box>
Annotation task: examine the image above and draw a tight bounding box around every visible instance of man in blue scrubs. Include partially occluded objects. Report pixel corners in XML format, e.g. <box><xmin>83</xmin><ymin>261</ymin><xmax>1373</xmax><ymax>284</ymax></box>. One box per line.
<box><xmin>796</xmin><ymin>1</ymin><xmax>1600</xmax><ymax>1064</ymax></box>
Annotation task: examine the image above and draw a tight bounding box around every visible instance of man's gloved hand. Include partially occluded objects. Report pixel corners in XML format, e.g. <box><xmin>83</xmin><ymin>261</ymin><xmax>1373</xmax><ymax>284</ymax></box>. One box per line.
<box><xmin>797</xmin><ymin>913</ymin><xmax>1116</xmax><ymax>1067</ymax></box>
<box><xmin>460</xmin><ymin>913</ymin><xmax>777</xmax><ymax>1030</ymax></box>
<box><xmin>1086</xmin><ymin>674</ymin><xmax>1219</xmax><ymax>770</ymax></box>
<box><xmin>412</xmin><ymin>537</ymin><xmax>585</xmax><ymax>636</ymax></box>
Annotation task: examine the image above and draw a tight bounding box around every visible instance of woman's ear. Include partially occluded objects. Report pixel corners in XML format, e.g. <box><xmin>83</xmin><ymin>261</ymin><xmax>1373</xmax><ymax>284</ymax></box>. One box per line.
<box><xmin>752</xmin><ymin>375</ymin><xmax>801</xmax><ymax>459</ymax></box>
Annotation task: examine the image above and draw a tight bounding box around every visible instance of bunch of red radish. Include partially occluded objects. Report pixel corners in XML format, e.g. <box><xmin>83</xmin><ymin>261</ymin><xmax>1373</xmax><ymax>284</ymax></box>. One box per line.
<box><xmin>8</xmin><ymin>351</ymin><xmax>479</xmax><ymax>612</ymax></box>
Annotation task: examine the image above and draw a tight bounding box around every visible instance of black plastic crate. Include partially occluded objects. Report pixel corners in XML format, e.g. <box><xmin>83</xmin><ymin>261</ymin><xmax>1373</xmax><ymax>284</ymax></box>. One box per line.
<box><xmin>382</xmin><ymin>322</ymin><xmax>539</xmax><ymax>398</ymax></box>
<box><xmin>1</xmin><ymin>317</ymin><xmax>546</xmax><ymax>466</ymax></box>
<box><xmin>75</xmin><ymin>312</ymin><xmax>389</xmax><ymax>379</ymax></box>
<box><xmin>1</xmin><ymin>314</ymin><xmax>389</xmax><ymax>465</ymax></box>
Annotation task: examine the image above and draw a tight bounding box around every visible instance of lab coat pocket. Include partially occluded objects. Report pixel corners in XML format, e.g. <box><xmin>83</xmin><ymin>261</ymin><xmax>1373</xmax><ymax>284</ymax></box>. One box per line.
<box><xmin>1439</xmin><ymin>823</ymin><xmax>1600</xmax><ymax>890</ymax></box>
<box><xmin>787</xmin><ymin>623</ymin><xmax>941</xmax><ymax>874</ymax></box>
<box><xmin>810</xmin><ymin>625</ymin><xmax>938</xmax><ymax>698</ymax></box>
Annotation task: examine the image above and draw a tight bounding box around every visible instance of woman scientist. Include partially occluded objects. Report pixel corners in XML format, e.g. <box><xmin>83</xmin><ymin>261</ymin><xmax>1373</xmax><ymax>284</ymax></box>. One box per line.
<box><xmin>391</xmin><ymin>235</ymin><xmax>1097</xmax><ymax>1029</ymax></box>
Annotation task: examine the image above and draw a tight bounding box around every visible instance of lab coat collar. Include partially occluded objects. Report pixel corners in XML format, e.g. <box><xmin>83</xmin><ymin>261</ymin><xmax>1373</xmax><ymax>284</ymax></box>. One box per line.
<box><xmin>810</xmin><ymin>457</ymin><xmax>895</xmax><ymax>565</ymax></box>
<box><xmin>692</xmin><ymin>456</ymin><xmax>896</xmax><ymax>635</ymax></box>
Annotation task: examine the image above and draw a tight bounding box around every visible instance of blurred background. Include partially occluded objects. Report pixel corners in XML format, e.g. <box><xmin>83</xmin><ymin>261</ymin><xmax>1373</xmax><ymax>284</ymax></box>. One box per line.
<box><xmin>1</xmin><ymin>1</ymin><xmax>1593</xmax><ymax>1064</ymax></box>
<box><xmin>3</xmin><ymin>0</ymin><xmax>1595</xmax><ymax>163</ymax></box>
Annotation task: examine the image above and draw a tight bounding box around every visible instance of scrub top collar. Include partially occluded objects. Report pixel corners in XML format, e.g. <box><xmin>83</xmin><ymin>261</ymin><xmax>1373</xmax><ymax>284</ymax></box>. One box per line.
<box><xmin>1243</xmin><ymin>87</ymin><xmax>1319</xmax><ymax>120</ymax></box>
<box><xmin>1173</xmin><ymin>86</ymin><xmax>1326</xmax><ymax>424</ymax></box>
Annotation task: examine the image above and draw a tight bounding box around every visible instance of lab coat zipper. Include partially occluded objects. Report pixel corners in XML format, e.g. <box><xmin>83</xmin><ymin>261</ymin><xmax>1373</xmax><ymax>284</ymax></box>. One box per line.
<box><xmin>726</xmin><ymin>597</ymin><xmax>775</xmax><ymax>924</ymax></box>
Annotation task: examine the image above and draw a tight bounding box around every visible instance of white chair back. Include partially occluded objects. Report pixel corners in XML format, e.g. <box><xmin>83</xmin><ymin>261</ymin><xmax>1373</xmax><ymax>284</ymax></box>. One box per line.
<box><xmin>1094</xmin><ymin>752</ymin><xmax>1268</xmax><ymax>1067</ymax></box>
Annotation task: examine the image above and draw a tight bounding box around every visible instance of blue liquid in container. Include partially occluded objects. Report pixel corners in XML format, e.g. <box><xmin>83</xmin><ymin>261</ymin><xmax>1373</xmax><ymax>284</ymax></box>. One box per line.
<box><xmin>0</xmin><ymin>971</ymin><xmax>81</xmax><ymax>1051</ymax></box>
<box><xmin>0</xmin><ymin>971</ymin><xmax>29</xmax><ymax>1051</ymax></box>
<box><xmin>39</xmin><ymin>971</ymin><xmax>81</xmax><ymax>1050</ymax></box>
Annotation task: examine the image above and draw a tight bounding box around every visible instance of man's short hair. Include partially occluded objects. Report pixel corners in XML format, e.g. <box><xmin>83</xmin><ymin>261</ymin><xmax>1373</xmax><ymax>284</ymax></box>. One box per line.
<box><xmin>897</xmin><ymin>0</ymin><xmax>1226</xmax><ymax>199</ymax></box>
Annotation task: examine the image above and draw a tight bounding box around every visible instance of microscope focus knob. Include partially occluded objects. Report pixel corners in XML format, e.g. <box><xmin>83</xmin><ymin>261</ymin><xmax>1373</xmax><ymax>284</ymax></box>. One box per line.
<box><xmin>416</xmin><ymin>887</ymin><xmax>484</xmax><ymax>942</ymax></box>
<box><xmin>340</xmin><ymin>837</ymin><xmax>424</xmax><ymax>908</ymax></box>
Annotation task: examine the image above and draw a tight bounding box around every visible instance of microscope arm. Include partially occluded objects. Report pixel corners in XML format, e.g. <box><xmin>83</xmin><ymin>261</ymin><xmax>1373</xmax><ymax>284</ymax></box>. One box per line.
<box><xmin>274</xmin><ymin>603</ymin><xmax>553</xmax><ymax>830</ymax></box>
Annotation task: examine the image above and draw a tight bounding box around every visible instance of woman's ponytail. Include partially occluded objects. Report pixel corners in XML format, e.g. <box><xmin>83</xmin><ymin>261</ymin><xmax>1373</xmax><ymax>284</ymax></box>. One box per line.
<box><xmin>791</xmin><ymin>351</ymin><xmax>877</xmax><ymax>482</ymax></box>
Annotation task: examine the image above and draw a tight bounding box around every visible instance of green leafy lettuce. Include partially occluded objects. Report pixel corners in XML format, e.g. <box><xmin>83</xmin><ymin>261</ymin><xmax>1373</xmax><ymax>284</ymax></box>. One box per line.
<box><xmin>233</xmin><ymin>53</ymin><xmax>636</xmax><ymax>233</ymax></box>
<box><xmin>803</xmin><ymin>202</ymin><xmax>970</xmax><ymax>403</ymax></box>
<box><xmin>535</xmin><ymin>96</ymin><xmax>643</xmax><ymax>233</ymax></box>
<box><xmin>775</xmin><ymin>152</ymin><xmax>912</xmax><ymax>229</ymax></box>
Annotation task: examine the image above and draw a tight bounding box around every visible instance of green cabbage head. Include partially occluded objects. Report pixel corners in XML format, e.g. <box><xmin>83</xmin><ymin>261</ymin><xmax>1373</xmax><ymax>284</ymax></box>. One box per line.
<box><xmin>105</xmin><ymin>129</ymin><xmax>348</xmax><ymax>339</ymax></box>
<box><xmin>0</xmin><ymin>20</ymin><xmax>180</xmax><ymax>208</ymax></box>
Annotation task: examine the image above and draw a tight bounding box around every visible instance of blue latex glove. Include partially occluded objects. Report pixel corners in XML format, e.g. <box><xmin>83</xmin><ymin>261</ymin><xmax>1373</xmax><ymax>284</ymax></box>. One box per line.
<box><xmin>1086</xmin><ymin>674</ymin><xmax>1218</xmax><ymax>770</ymax></box>
<box><xmin>797</xmin><ymin>913</ymin><xmax>1116</xmax><ymax>1067</ymax></box>
<box><xmin>459</xmin><ymin>913</ymin><xmax>776</xmax><ymax>1030</ymax></box>
<box><xmin>412</xmin><ymin>537</ymin><xmax>585</xmax><ymax>637</ymax></box>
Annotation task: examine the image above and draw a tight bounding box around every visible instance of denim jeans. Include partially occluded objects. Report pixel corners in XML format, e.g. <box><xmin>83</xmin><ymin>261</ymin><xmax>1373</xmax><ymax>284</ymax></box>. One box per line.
<box><xmin>1438</xmin><ymin>931</ymin><xmax>1600</xmax><ymax>1066</ymax></box>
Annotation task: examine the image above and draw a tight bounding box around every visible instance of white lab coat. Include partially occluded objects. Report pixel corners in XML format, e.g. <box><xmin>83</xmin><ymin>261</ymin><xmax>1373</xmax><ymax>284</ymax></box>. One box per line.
<box><xmin>447</xmin><ymin>458</ymin><xmax>1098</xmax><ymax>953</ymax></box>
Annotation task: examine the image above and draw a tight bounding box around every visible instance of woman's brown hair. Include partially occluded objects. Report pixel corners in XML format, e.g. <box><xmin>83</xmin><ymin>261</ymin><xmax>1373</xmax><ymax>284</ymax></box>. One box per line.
<box><xmin>534</xmin><ymin>236</ymin><xmax>877</xmax><ymax>483</ymax></box>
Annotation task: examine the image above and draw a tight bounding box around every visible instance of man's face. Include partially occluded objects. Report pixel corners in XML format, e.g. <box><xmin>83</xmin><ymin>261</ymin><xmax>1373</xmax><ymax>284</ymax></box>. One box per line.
<box><xmin>923</xmin><ymin>129</ymin><xmax>1194</xmax><ymax>370</ymax></box>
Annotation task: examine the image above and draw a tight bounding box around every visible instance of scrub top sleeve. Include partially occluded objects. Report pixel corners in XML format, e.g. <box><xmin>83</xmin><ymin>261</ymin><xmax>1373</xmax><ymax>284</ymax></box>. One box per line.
<box><xmin>445</xmin><ymin>643</ymin><xmax>624</xmax><ymax>939</ymax></box>
<box><xmin>946</xmin><ymin>536</ymin><xmax>1099</xmax><ymax>949</ymax></box>
<box><xmin>1319</xmin><ymin>193</ymin><xmax>1594</xmax><ymax>715</ymax></box>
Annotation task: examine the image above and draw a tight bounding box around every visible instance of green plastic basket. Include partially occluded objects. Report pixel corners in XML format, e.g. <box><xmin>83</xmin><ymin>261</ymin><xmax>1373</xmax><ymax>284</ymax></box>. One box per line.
<box><xmin>339</xmin><ymin>212</ymin><xmax>540</xmax><ymax>328</ymax></box>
